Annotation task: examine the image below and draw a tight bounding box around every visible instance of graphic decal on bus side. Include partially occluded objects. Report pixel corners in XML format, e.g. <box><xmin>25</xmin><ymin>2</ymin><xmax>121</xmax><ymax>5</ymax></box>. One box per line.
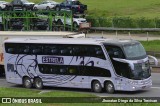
<box><xmin>7</xmin><ymin>54</ymin><xmax>104</xmax><ymax>86</ymax></box>
<box><xmin>42</xmin><ymin>56</ymin><xmax>64</xmax><ymax>64</ymax></box>
<box><xmin>69</xmin><ymin>56</ymin><xmax>94</xmax><ymax>66</ymax></box>
<box><xmin>8</xmin><ymin>54</ymin><xmax>38</xmax><ymax>79</ymax></box>
<box><xmin>76</xmin><ymin>56</ymin><xmax>94</xmax><ymax>66</ymax></box>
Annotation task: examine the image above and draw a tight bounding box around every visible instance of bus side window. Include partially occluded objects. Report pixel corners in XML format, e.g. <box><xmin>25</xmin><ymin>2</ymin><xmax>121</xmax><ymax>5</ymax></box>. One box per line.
<box><xmin>5</xmin><ymin>43</ymin><xmax>16</xmax><ymax>54</ymax></box>
<box><xmin>51</xmin><ymin>48</ymin><xmax>58</xmax><ymax>55</ymax></box>
<box><xmin>68</xmin><ymin>66</ymin><xmax>78</xmax><ymax>75</ymax></box>
<box><xmin>31</xmin><ymin>44</ymin><xmax>43</xmax><ymax>55</ymax></box>
<box><xmin>44</xmin><ymin>45</ymin><xmax>59</xmax><ymax>55</ymax></box>
<box><xmin>81</xmin><ymin>66</ymin><xmax>111</xmax><ymax>77</ymax></box>
<box><xmin>23</xmin><ymin>45</ymin><xmax>30</xmax><ymax>54</ymax></box>
<box><xmin>72</xmin><ymin>46</ymin><xmax>81</xmax><ymax>56</ymax></box>
<box><xmin>94</xmin><ymin>46</ymin><xmax>105</xmax><ymax>59</ymax></box>
<box><xmin>105</xmin><ymin>45</ymin><xmax>125</xmax><ymax>59</ymax></box>
<box><xmin>78</xmin><ymin>46</ymin><xmax>88</xmax><ymax>56</ymax></box>
<box><xmin>7</xmin><ymin>48</ymin><xmax>15</xmax><ymax>54</ymax></box>
<box><xmin>60</xmin><ymin>45</ymin><xmax>72</xmax><ymax>56</ymax></box>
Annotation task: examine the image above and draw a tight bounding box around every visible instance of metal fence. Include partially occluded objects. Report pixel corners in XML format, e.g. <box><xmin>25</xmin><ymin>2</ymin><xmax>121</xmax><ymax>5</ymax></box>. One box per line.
<box><xmin>0</xmin><ymin>11</ymin><xmax>73</xmax><ymax>31</ymax></box>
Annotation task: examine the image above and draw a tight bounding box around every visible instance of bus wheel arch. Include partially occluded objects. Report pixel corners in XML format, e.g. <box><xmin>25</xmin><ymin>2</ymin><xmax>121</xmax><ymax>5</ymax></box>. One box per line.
<box><xmin>104</xmin><ymin>80</ymin><xmax>115</xmax><ymax>94</ymax></box>
<box><xmin>23</xmin><ymin>76</ymin><xmax>32</xmax><ymax>89</ymax></box>
<box><xmin>34</xmin><ymin>77</ymin><xmax>43</xmax><ymax>89</ymax></box>
<box><xmin>91</xmin><ymin>80</ymin><xmax>102</xmax><ymax>93</ymax></box>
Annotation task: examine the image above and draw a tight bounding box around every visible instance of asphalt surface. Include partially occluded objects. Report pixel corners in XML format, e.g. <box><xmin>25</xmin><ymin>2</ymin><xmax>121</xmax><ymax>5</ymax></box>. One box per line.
<box><xmin>0</xmin><ymin>72</ymin><xmax>160</xmax><ymax>97</ymax></box>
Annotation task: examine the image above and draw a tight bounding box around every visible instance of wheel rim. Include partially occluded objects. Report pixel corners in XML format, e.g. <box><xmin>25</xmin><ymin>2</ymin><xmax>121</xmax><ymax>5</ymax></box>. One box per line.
<box><xmin>47</xmin><ymin>7</ymin><xmax>50</xmax><ymax>10</ymax></box>
<box><xmin>36</xmin><ymin>80</ymin><xmax>42</xmax><ymax>88</ymax></box>
<box><xmin>107</xmin><ymin>83</ymin><xmax>113</xmax><ymax>92</ymax></box>
<box><xmin>94</xmin><ymin>83</ymin><xmax>100</xmax><ymax>91</ymax></box>
<box><xmin>56</xmin><ymin>7</ymin><xmax>59</xmax><ymax>11</ymax></box>
<box><xmin>23</xmin><ymin>7</ymin><xmax>26</xmax><ymax>11</ymax></box>
<box><xmin>26</xmin><ymin>80</ymin><xmax>30</xmax><ymax>86</ymax></box>
<box><xmin>25</xmin><ymin>78</ymin><xmax>31</xmax><ymax>87</ymax></box>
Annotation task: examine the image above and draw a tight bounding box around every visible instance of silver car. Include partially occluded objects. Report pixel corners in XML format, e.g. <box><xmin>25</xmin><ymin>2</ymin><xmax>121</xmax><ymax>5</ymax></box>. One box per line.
<box><xmin>33</xmin><ymin>0</ymin><xmax>58</xmax><ymax>10</ymax></box>
<box><xmin>0</xmin><ymin>1</ymin><xmax>8</xmax><ymax>10</ymax></box>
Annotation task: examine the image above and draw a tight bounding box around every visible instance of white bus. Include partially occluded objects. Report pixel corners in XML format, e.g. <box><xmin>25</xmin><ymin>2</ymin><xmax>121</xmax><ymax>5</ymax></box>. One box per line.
<box><xmin>3</xmin><ymin>38</ymin><xmax>158</xmax><ymax>93</ymax></box>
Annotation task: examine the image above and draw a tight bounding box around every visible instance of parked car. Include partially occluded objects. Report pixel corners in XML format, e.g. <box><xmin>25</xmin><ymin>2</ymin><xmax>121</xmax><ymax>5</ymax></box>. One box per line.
<box><xmin>55</xmin><ymin>0</ymin><xmax>87</xmax><ymax>14</ymax></box>
<box><xmin>0</xmin><ymin>0</ymin><xmax>8</xmax><ymax>10</ymax></box>
<box><xmin>0</xmin><ymin>16</ymin><xmax>3</xmax><ymax>31</ymax></box>
<box><xmin>55</xmin><ymin>13</ymin><xmax>87</xmax><ymax>31</ymax></box>
<box><xmin>33</xmin><ymin>0</ymin><xmax>58</xmax><ymax>10</ymax></box>
<box><xmin>5</xmin><ymin>0</ymin><xmax>35</xmax><ymax>11</ymax></box>
<box><xmin>10</xmin><ymin>18</ymin><xmax>24</xmax><ymax>30</ymax></box>
<box><xmin>32</xmin><ymin>18</ymin><xmax>48</xmax><ymax>30</ymax></box>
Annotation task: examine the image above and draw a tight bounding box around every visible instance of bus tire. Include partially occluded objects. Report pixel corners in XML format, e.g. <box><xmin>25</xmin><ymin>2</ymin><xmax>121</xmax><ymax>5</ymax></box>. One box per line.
<box><xmin>23</xmin><ymin>77</ymin><xmax>32</xmax><ymax>88</ymax></box>
<box><xmin>105</xmin><ymin>81</ymin><xmax>115</xmax><ymax>94</ymax></box>
<box><xmin>34</xmin><ymin>78</ymin><xmax>43</xmax><ymax>89</ymax></box>
<box><xmin>92</xmin><ymin>80</ymin><xmax>102</xmax><ymax>93</ymax></box>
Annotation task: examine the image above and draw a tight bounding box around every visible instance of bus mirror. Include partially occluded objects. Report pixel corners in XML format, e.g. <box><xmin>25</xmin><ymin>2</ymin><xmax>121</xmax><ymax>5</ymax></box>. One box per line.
<box><xmin>148</xmin><ymin>55</ymin><xmax>159</xmax><ymax>66</ymax></box>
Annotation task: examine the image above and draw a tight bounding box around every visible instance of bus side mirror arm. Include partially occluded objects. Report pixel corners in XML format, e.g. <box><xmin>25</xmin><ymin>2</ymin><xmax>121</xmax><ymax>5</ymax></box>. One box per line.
<box><xmin>148</xmin><ymin>55</ymin><xmax>158</xmax><ymax>66</ymax></box>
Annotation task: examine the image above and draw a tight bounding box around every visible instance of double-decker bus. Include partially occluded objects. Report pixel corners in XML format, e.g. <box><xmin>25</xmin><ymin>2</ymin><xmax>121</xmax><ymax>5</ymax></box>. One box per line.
<box><xmin>3</xmin><ymin>38</ymin><xmax>158</xmax><ymax>93</ymax></box>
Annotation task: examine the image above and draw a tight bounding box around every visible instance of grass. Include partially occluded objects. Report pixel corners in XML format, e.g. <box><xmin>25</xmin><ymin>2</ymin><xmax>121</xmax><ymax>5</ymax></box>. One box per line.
<box><xmin>0</xmin><ymin>87</ymin><xmax>160</xmax><ymax>106</ymax></box>
<box><xmin>140</xmin><ymin>40</ymin><xmax>160</xmax><ymax>52</ymax></box>
<box><xmin>5</xmin><ymin>0</ymin><xmax>160</xmax><ymax>18</ymax></box>
<box><xmin>0</xmin><ymin>87</ymin><xmax>95</xmax><ymax>97</ymax></box>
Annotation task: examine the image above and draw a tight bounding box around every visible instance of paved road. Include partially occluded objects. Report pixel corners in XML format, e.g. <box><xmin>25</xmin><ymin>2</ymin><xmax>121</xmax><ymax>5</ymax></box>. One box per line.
<box><xmin>0</xmin><ymin>73</ymin><xmax>160</xmax><ymax>97</ymax></box>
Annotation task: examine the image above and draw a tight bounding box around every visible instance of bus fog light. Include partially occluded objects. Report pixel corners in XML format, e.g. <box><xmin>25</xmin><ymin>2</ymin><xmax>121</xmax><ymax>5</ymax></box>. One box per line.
<box><xmin>132</xmin><ymin>86</ymin><xmax>136</xmax><ymax>89</ymax></box>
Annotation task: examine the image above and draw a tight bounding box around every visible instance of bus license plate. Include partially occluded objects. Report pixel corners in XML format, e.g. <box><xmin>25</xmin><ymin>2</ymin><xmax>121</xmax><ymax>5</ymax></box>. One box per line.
<box><xmin>142</xmin><ymin>86</ymin><xmax>146</xmax><ymax>89</ymax></box>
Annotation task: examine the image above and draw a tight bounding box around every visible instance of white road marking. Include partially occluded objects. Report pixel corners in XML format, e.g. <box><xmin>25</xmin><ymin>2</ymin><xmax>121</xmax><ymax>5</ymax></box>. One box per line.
<box><xmin>38</xmin><ymin>90</ymin><xmax>51</xmax><ymax>94</ymax></box>
<box><xmin>151</xmin><ymin>87</ymin><xmax>160</xmax><ymax>89</ymax></box>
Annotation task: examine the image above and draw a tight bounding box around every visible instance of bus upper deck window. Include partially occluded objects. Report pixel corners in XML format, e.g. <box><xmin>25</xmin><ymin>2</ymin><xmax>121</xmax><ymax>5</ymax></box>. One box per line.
<box><xmin>51</xmin><ymin>49</ymin><xmax>58</xmax><ymax>54</ymax></box>
<box><xmin>7</xmin><ymin>48</ymin><xmax>15</xmax><ymax>53</ymax></box>
<box><xmin>105</xmin><ymin>45</ymin><xmax>125</xmax><ymax>59</ymax></box>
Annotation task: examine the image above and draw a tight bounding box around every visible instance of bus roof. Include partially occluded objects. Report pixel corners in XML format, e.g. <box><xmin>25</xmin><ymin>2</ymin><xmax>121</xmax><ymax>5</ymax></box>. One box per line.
<box><xmin>4</xmin><ymin>38</ymin><xmax>139</xmax><ymax>45</ymax></box>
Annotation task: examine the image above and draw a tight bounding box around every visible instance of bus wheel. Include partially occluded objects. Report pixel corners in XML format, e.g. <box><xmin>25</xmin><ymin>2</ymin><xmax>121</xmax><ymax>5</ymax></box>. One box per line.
<box><xmin>34</xmin><ymin>78</ymin><xmax>43</xmax><ymax>89</ymax></box>
<box><xmin>105</xmin><ymin>81</ymin><xmax>115</xmax><ymax>94</ymax></box>
<box><xmin>23</xmin><ymin>77</ymin><xmax>32</xmax><ymax>88</ymax></box>
<box><xmin>92</xmin><ymin>81</ymin><xmax>102</xmax><ymax>93</ymax></box>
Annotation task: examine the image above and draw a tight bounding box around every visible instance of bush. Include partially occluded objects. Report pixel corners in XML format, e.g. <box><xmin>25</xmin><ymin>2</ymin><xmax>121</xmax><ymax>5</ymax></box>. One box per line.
<box><xmin>86</xmin><ymin>16</ymin><xmax>158</xmax><ymax>28</ymax></box>
<box><xmin>155</xmin><ymin>18</ymin><xmax>160</xmax><ymax>28</ymax></box>
<box><xmin>98</xmin><ymin>17</ymin><xmax>112</xmax><ymax>27</ymax></box>
<box><xmin>112</xmin><ymin>17</ymin><xmax>136</xmax><ymax>28</ymax></box>
<box><xmin>136</xmin><ymin>17</ymin><xmax>155</xmax><ymax>28</ymax></box>
<box><xmin>86</xmin><ymin>18</ymin><xmax>100</xmax><ymax>27</ymax></box>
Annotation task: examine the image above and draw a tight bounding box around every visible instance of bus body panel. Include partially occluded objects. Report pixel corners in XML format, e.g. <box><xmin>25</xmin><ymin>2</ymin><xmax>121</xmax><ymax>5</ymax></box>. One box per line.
<box><xmin>4</xmin><ymin>52</ymin><xmax>113</xmax><ymax>89</ymax></box>
<box><xmin>3</xmin><ymin>38</ymin><xmax>154</xmax><ymax>92</ymax></box>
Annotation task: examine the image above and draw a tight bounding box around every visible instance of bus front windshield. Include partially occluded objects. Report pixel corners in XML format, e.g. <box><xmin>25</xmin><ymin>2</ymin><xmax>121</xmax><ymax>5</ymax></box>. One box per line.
<box><xmin>123</xmin><ymin>43</ymin><xmax>147</xmax><ymax>60</ymax></box>
<box><xmin>104</xmin><ymin>43</ymin><xmax>150</xmax><ymax>80</ymax></box>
